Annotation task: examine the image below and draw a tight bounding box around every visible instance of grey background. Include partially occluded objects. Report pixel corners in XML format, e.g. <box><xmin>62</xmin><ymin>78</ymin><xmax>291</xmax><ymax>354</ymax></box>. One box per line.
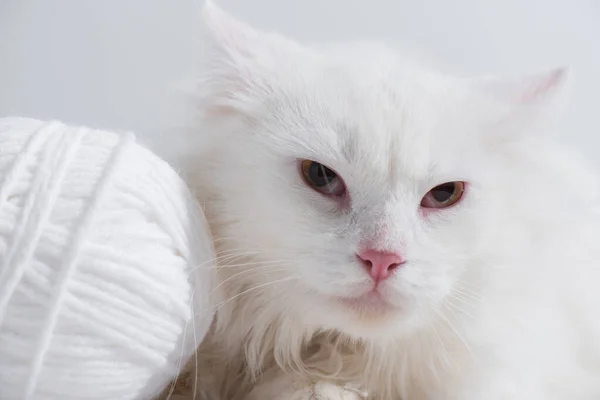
<box><xmin>0</xmin><ymin>0</ymin><xmax>598</xmax><ymax>162</ymax></box>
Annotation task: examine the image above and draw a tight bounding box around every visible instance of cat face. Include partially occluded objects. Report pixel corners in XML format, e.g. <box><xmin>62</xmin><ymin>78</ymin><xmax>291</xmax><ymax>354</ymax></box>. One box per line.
<box><xmin>198</xmin><ymin>2</ymin><xmax>566</xmax><ymax>339</ymax></box>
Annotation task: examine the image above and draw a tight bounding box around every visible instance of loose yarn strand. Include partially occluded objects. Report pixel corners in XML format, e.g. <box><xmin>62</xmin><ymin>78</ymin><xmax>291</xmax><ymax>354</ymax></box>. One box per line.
<box><xmin>0</xmin><ymin>121</ymin><xmax>54</xmax><ymax>204</ymax></box>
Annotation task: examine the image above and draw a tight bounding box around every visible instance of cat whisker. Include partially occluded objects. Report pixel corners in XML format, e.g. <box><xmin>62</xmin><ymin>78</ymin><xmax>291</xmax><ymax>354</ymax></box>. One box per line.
<box><xmin>187</xmin><ymin>250</ymin><xmax>254</xmax><ymax>271</ymax></box>
<box><xmin>427</xmin><ymin>318</ymin><xmax>451</xmax><ymax>371</ymax></box>
<box><xmin>213</xmin><ymin>246</ymin><xmax>305</xmax><ymax>256</ymax></box>
<box><xmin>239</xmin><ymin>294</ymin><xmax>255</xmax><ymax>338</ymax></box>
<box><xmin>453</xmin><ymin>281</ymin><xmax>483</xmax><ymax>297</ymax></box>
<box><xmin>441</xmin><ymin>297</ymin><xmax>476</xmax><ymax>320</ymax></box>
<box><xmin>189</xmin><ymin>245</ymin><xmax>317</xmax><ymax>273</ymax></box>
<box><xmin>210</xmin><ymin>276</ymin><xmax>300</xmax><ymax>316</ymax></box>
<box><xmin>431</xmin><ymin>305</ymin><xmax>473</xmax><ymax>359</ymax></box>
<box><xmin>451</xmin><ymin>289</ymin><xmax>481</xmax><ymax>304</ymax></box>
<box><xmin>213</xmin><ymin>247</ymin><xmax>289</xmax><ymax>259</ymax></box>
<box><xmin>191</xmin><ymin>291</ymin><xmax>199</xmax><ymax>400</ymax></box>
<box><xmin>213</xmin><ymin>246</ymin><xmax>309</xmax><ymax>260</ymax></box>
<box><xmin>190</xmin><ymin>256</ymin><xmax>271</xmax><ymax>273</ymax></box>
<box><xmin>194</xmin><ymin>257</ymin><xmax>298</xmax><ymax>274</ymax></box>
<box><xmin>449</xmin><ymin>287</ymin><xmax>480</xmax><ymax>305</ymax></box>
<box><xmin>210</xmin><ymin>264</ymin><xmax>290</xmax><ymax>295</ymax></box>
<box><xmin>189</xmin><ymin>250</ymin><xmax>299</xmax><ymax>272</ymax></box>
<box><xmin>449</xmin><ymin>292</ymin><xmax>479</xmax><ymax>309</ymax></box>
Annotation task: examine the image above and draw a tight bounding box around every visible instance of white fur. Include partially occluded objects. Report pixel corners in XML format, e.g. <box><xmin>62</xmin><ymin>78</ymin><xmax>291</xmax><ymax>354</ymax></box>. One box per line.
<box><xmin>174</xmin><ymin>2</ymin><xmax>600</xmax><ymax>399</ymax></box>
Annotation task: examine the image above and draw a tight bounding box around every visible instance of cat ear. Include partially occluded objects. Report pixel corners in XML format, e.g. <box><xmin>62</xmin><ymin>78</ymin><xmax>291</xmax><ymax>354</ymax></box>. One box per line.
<box><xmin>472</xmin><ymin>68</ymin><xmax>570</xmax><ymax>141</ymax></box>
<box><xmin>200</xmin><ymin>1</ymin><xmax>297</xmax><ymax>116</ymax></box>
<box><xmin>477</xmin><ymin>68</ymin><xmax>569</xmax><ymax>107</ymax></box>
<box><xmin>202</xmin><ymin>0</ymin><xmax>262</xmax><ymax>64</ymax></box>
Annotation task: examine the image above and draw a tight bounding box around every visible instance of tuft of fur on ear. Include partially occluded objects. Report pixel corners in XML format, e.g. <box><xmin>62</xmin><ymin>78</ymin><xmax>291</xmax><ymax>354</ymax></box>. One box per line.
<box><xmin>199</xmin><ymin>1</ymin><xmax>302</xmax><ymax>117</ymax></box>
<box><xmin>473</xmin><ymin>68</ymin><xmax>571</xmax><ymax>143</ymax></box>
<box><xmin>202</xmin><ymin>0</ymin><xmax>263</xmax><ymax>65</ymax></box>
<box><xmin>478</xmin><ymin>68</ymin><xmax>569</xmax><ymax>107</ymax></box>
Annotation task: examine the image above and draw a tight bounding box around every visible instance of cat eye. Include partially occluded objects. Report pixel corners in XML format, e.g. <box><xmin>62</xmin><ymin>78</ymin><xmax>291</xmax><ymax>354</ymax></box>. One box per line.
<box><xmin>300</xmin><ymin>160</ymin><xmax>346</xmax><ymax>197</ymax></box>
<box><xmin>421</xmin><ymin>181</ymin><xmax>465</xmax><ymax>209</ymax></box>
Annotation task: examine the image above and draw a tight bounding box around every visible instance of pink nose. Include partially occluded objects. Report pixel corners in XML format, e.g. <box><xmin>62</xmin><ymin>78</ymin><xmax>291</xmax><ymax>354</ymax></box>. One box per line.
<box><xmin>357</xmin><ymin>249</ymin><xmax>404</xmax><ymax>282</ymax></box>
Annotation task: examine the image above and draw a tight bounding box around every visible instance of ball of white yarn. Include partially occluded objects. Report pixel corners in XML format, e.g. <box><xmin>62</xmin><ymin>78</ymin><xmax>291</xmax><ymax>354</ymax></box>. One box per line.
<box><xmin>0</xmin><ymin>118</ymin><xmax>215</xmax><ymax>400</ymax></box>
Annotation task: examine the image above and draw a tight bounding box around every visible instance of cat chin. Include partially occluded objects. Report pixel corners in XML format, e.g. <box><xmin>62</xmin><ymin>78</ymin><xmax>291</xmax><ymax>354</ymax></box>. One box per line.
<box><xmin>311</xmin><ymin>293</ymin><xmax>424</xmax><ymax>340</ymax></box>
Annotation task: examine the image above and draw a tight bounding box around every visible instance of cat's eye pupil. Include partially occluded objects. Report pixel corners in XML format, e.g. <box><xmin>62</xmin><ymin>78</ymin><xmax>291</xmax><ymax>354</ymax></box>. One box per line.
<box><xmin>420</xmin><ymin>181</ymin><xmax>465</xmax><ymax>209</ymax></box>
<box><xmin>300</xmin><ymin>160</ymin><xmax>346</xmax><ymax>198</ymax></box>
<box><xmin>309</xmin><ymin>162</ymin><xmax>336</xmax><ymax>187</ymax></box>
<box><xmin>431</xmin><ymin>183</ymin><xmax>455</xmax><ymax>203</ymax></box>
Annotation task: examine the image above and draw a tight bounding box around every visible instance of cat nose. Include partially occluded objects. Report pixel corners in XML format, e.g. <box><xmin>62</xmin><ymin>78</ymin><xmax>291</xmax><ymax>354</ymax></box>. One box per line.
<box><xmin>356</xmin><ymin>249</ymin><xmax>404</xmax><ymax>282</ymax></box>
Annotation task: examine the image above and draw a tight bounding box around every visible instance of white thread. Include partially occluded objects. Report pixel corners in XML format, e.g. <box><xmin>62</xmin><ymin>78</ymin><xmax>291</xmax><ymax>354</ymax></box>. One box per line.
<box><xmin>0</xmin><ymin>124</ymin><xmax>82</xmax><ymax>325</ymax></box>
<box><xmin>0</xmin><ymin>118</ymin><xmax>216</xmax><ymax>400</ymax></box>
<box><xmin>23</xmin><ymin>133</ymin><xmax>132</xmax><ymax>399</ymax></box>
<box><xmin>0</xmin><ymin>121</ymin><xmax>54</xmax><ymax>204</ymax></box>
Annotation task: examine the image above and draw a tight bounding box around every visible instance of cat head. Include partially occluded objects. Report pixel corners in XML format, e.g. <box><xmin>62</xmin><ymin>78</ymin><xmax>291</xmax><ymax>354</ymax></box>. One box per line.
<box><xmin>196</xmin><ymin>1</ymin><xmax>569</xmax><ymax>340</ymax></box>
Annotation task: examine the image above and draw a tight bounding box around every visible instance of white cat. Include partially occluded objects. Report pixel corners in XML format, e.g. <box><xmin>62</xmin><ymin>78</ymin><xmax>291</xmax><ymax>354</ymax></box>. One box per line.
<box><xmin>172</xmin><ymin>2</ymin><xmax>600</xmax><ymax>399</ymax></box>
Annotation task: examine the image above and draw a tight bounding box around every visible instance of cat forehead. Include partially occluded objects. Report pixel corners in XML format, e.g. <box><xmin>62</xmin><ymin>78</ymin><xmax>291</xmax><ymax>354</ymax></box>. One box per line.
<box><xmin>205</xmin><ymin>3</ymin><xmax>568</xmax><ymax>185</ymax></box>
<box><xmin>258</xmin><ymin>53</ymin><xmax>463</xmax><ymax>180</ymax></box>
